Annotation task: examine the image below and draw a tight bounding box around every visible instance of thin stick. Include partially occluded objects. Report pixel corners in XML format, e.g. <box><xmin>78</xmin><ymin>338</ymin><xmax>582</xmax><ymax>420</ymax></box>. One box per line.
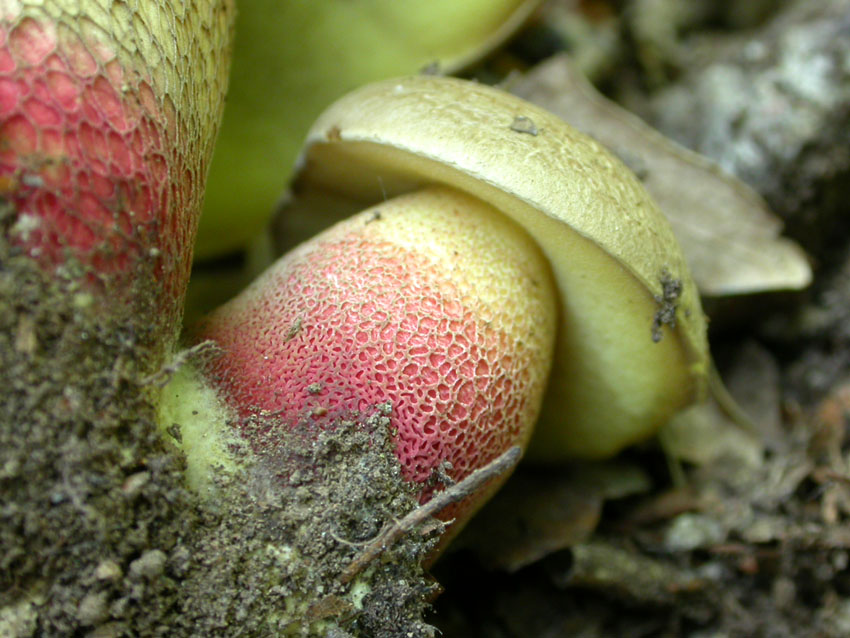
<box><xmin>139</xmin><ymin>340</ymin><xmax>219</xmax><ymax>388</ymax></box>
<box><xmin>709</xmin><ymin>363</ymin><xmax>758</xmax><ymax>436</ymax></box>
<box><xmin>339</xmin><ymin>445</ymin><xmax>522</xmax><ymax>584</ymax></box>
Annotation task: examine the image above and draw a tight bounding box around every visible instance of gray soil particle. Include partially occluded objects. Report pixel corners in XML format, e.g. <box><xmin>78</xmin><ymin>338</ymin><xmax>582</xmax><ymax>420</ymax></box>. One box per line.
<box><xmin>128</xmin><ymin>551</ymin><xmax>167</xmax><ymax>581</ymax></box>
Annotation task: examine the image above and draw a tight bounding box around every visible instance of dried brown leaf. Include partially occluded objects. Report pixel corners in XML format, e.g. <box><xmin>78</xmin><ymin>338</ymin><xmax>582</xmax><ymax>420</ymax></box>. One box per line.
<box><xmin>454</xmin><ymin>463</ymin><xmax>650</xmax><ymax>571</ymax></box>
<box><xmin>507</xmin><ymin>54</ymin><xmax>812</xmax><ymax>296</ymax></box>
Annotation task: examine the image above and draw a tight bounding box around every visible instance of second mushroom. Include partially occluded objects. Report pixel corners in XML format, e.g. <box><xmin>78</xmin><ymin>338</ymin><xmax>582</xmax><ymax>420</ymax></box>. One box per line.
<box><xmin>162</xmin><ymin>75</ymin><xmax>709</xmax><ymax>543</ymax></box>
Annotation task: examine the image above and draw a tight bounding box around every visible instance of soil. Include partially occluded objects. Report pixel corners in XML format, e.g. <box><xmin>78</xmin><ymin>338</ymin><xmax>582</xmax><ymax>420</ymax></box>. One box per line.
<box><xmin>0</xmin><ymin>199</ymin><xmax>439</xmax><ymax>637</ymax></box>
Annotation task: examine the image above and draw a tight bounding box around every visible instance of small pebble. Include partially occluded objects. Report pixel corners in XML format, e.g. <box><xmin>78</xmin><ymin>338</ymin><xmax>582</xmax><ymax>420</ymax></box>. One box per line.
<box><xmin>77</xmin><ymin>590</ymin><xmax>110</xmax><ymax>626</ymax></box>
<box><xmin>94</xmin><ymin>560</ymin><xmax>122</xmax><ymax>581</ymax></box>
<box><xmin>129</xmin><ymin>550</ymin><xmax>167</xmax><ymax>580</ymax></box>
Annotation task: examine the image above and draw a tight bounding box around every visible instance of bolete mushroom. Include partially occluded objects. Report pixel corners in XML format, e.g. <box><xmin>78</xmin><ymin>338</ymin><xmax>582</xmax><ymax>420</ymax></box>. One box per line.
<box><xmin>156</xmin><ymin>77</ymin><xmax>710</xmax><ymax>626</ymax></box>
<box><xmin>164</xmin><ymin>74</ymin><xmax>710</xmax><ymax>522</ymax></box>
<box><xmin>278</xmin><ymin>74</ymin><xmax>710</xmax><ymax>461</ymax></box>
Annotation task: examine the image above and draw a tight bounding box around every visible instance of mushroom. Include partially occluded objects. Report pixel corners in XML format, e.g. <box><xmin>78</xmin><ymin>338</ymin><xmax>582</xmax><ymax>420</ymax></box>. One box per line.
<box><xmin>0</xmin><ymin>0</ymin><xmax>234</xmax><ymax>353</ymax></box>
<box><xmin>160</xmin><ymin>74</ymin><xmax>708</xmax><ymax>546</ymax></box>
<box><xmin>162</xmin><ymin>186</ymin><xmax>556</xmax><ymax>532</ymax></box>
<box><xmin>278</xmin><ymin>74</ymin><xmax>709</xmax><ymax>461</ymax></box>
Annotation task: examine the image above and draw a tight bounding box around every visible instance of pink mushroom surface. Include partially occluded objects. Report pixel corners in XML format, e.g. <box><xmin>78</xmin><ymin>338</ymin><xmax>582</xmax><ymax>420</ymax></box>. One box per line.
<box><xmin>196</xmin><ymin>186</ymin><xmax>557</xmax><ymax>499</ymax></box>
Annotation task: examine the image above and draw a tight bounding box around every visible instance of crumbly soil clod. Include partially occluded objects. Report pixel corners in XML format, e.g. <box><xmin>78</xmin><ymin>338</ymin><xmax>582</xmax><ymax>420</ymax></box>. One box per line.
<box><xmin>652</xmin><ymin>268</ymin><xmax>683</xmax><ymax>342</ymax></box>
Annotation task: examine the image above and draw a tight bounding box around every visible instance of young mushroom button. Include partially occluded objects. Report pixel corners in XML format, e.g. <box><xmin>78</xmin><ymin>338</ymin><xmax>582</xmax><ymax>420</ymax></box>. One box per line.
<box><xmin>179</xmin><ymin>186</ymin><xmax>557</xmax><ymax>541</ymax></box>
<box><xmin>282</xmin><ymin>75</ymin><xmax>710</xmax><ymax>460</ymax></box>
<box><xmin>161</xmin><ymin>76</ymin><xmax>710</xmax><ymax>554</ymax></box>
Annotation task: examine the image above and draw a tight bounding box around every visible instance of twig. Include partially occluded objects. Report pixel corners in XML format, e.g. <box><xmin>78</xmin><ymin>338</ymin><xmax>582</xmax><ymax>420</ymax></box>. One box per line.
<box><xmin>812</xmin><ymin>466</ymin><xmax>850</xmax><ymax>485</ymax></box>
<box><xmin>339</xmin><ymin>445</ymin><xmax>522</xmax><ymax>584</ymax></box>
<box><xmin>709</xmin><ymin>363</ymin><xmax>759</xmax><ymax>437</ymax></box>
<box><xmin>139</xmin><ymin>340</ymin><xmax>219</xmax><ymax>388</ymax></box>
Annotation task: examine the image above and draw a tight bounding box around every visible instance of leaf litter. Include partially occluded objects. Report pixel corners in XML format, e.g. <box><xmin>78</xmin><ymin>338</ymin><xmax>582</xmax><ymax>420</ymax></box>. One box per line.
<box><xmin>505</xmin><ymin>53</ymin><xmax>812</xmax><ymax>297</ymax></box>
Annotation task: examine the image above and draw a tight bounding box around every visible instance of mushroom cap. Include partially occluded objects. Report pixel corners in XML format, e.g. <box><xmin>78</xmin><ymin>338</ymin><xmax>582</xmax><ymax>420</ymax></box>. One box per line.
<box><xmin>287</xmin><ymin>75</ymin><xmax>710</xmax><ymax>459</ymax></box>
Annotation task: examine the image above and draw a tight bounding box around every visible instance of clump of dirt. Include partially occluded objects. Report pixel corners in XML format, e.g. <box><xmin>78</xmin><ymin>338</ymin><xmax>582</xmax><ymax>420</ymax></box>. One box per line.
<box><xmin>0</xmin><ymin>200</ymin><xmax>440</xmax><ymax>637</ymax></box>
<box><xmin>172</xmin><ymin>403</ymin><xmax>441</xmax><ymax>637</ymax></box>
<box><xmin>0</xmin><ymin>198</ymin><xmax>197</xmax><ymax>636</ymax></box>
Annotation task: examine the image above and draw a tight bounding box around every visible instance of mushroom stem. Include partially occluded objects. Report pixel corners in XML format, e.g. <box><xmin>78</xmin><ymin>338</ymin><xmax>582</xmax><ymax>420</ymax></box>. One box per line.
<box><xmin>0</xmin><ymin>0</ymin><xmax>234</xmax><ymax>354</ymax></box>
